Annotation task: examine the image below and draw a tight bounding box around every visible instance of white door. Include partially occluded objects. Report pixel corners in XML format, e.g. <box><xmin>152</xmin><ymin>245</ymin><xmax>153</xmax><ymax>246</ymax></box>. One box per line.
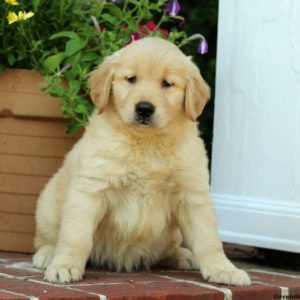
<box><xmin>211</xmin><ymin>0</ymin><xmax>300</xmax><ymax>252</ymax></box>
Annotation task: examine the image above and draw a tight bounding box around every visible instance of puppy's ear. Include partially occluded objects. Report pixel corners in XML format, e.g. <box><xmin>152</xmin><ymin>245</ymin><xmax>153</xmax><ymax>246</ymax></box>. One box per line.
<box><xmin>185</xmin><ymin>62</ymin><xmax>211</xmax><ymax>121</ymax></box>
<box><xmin>89</xmin><ymin>54</ymin><xmax>116</xmax><ymax>113</ymax></box>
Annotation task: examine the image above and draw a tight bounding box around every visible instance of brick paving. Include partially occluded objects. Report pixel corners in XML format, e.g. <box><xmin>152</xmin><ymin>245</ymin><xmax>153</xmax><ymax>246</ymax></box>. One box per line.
<box><xmin>0</xmin><ymin>252</ymin><xmax>300</xmax><ymax>299</ymax></box>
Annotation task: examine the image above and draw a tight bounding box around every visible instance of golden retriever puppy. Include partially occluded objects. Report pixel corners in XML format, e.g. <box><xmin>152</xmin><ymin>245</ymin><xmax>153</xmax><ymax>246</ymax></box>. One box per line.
<box><xmin>33</xmin><ymin>37</ymin><xmax>251</xmax><ymax>286</ymax></box>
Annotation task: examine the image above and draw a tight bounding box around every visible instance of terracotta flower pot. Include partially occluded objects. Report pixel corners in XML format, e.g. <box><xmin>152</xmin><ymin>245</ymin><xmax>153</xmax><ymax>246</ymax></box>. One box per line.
<box><xmin>0</xmin><ymin>69</ymin><xmax>81</xmax><ymax>253</ymax></box>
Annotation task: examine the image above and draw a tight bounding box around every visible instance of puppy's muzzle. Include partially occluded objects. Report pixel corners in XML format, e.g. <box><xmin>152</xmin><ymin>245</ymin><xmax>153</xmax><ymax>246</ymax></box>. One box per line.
<box><xmin>135</xmin><ymin>101</ymin><xmax>155</xmax><ymax>124</ymax></box>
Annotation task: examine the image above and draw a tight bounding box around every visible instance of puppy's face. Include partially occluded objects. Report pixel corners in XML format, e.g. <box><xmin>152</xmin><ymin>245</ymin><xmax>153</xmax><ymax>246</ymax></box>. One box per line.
<box><xmin>90</xmin><ymin>38</ymin><xmax>210</xmax><ymax>128</ymax></box>
<box><xmin>112</xmin><ymin>48</ymin><xmax>188</xmax><ymax>128</ymax></box>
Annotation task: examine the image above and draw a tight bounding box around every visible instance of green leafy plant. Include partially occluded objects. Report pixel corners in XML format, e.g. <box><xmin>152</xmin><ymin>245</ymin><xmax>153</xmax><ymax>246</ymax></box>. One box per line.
<box><xmin>180</xmin><ymin>0</ymin><xmax>218</xmax><ymax>163</ymax></box>
<box><xmin>0</xmin><ymin>0</ymin><xmax>209</xmax><ymax>134</ymax></box>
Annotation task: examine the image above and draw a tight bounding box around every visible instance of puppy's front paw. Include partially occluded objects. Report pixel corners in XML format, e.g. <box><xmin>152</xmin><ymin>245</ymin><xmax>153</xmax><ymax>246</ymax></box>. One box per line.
<box><xmin>44</xmin><ymin>264</ymin><xmax>83</xmax><ymax>283</ymax></box>
<box><xmin>204</xmin><ymin>267</ymin><xmax>251</xmax><ymax>286</ymax></box>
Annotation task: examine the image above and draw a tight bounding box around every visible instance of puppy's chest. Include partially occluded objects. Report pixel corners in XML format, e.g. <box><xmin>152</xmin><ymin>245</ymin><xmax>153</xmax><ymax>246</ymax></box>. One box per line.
<box><xmin>106</xmin><ymin>155</ymin><xmax>178</xmax><ymax>213</ymax></box>
<box><xmin>101</xmin><ymin>153</ymin><xmax>180</xmax><ymax>238</ymax></box>
<box><xmin>114</xmin><ymin>155</ymin><xmax>177</xmax><ymax>195</ymax></box>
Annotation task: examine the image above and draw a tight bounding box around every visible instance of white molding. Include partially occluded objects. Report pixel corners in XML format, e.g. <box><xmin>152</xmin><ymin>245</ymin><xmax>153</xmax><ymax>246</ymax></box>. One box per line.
<box><xmin>212</xmin><ymin>193</ymin><xmax>300</xmax><ymax>253</ymax></box>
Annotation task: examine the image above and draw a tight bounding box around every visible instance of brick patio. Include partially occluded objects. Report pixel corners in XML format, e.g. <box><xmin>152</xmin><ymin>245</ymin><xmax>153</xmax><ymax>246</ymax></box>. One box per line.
<box><xmin>0</xmin><ymin>251</ymin><xmax>299</xmax><ymax>300</ymax></box>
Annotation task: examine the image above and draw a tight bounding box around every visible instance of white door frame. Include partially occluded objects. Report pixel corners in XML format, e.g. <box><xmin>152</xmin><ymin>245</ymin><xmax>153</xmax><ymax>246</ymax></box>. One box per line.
<box><xmin>211</xmin><ymin>0</ymin><xmax>300</xmax><ymax>253</ymax></box>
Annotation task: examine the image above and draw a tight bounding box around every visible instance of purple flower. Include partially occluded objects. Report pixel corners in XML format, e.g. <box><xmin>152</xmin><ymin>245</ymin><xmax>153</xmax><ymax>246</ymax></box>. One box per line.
<box><xmin>165</xmin><ymin>0</ymin><xmax>181</xmax><ymax>17</ymax></box>
<box><xmin>197</xmin><ymin>38</ymin><xmax>208</xmax><ymax>55</ymax></box>
<box><xmin>187</xmin><ymin>34</ymin><xmax>209</xmax><ymax>55</ymax></box>
<box><xmin>129</xmin><ymin>32</ymin><xmax>142</xmax><ymax>43</ymax></box>
<box><xmin>125</xmin><ymin>32</ymin><xmax>142</xmax><ymax>45</ymax></box>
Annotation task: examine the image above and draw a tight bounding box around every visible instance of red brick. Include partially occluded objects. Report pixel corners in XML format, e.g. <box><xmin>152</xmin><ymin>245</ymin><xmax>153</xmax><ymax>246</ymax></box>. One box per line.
<box><xmin>152</xmin><ymin>270</ymin><xmax>205</xmax><ymax>282</ymax></box>
<box><xmin>250</xmin><ymin>270</ymin><xmax>300</xmax><ymax>293</ymax></box>
<box><xmin>0</xmin><ymin>259</ymin><xmax>32</xmax><ymax>266</ymax></box>
<box><xmin>0</xmin><ymin>252</ymin><xmax>31</xmax><ymax>260</ymax></box>
<box><xmin>1</xmin><ymin>252</ymin><xmax>300</xmax><ymax>300</ymax></box>
<box><xmin>154</xmin><ymin>270</ymin><xmax>281</xmax><ymax>300</ymax></box>
<box><xmin>75</xmin><ymin>281</ymin><xmax>224</xmax><ymax>300</ymax></box>
<box><xmin>0</xmin><ymin>255</ymin><xmax>43</xmax><ymax>280</ymax></box>
<box><xmin>71</xmin><ymin>269</ymin><xmax>174</xmax><ymax>285</ymax></box>
<box><xmin>0</xmin><ymin>278</ymin><xmax>99</xmax><ymax>300</ymax></box>
<box><xmin>0</xmin><ymin>290</ymin><xmax>26</xmax><ymax>299</ymax></box>
<box><xmin>0</xmin><ymin>265</ymin><xmax>42</xmax><ymax>278</ymax></box>
<box><xmin>229</xmin><ymin>284</ymin><xmax>281</xmax><ymax>300</ymax></box>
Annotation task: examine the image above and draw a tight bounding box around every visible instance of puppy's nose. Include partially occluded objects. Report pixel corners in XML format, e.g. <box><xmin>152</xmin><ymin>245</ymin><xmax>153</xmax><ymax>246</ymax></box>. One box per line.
<box><xmin>135</xmin><ymin>101</ymin><xmax>155</xmax><ymax>118</ymax></box>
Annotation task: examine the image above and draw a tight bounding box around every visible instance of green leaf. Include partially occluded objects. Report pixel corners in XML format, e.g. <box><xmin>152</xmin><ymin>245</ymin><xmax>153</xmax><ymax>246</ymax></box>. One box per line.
<box><xmin>75</xmin><ymin>104</ymin><xmax>88</xmax><ymax>114</ymax></box>
<box><xmin>64</xmin><ymin>53</ymin><xmax>82</xmax><ymax>78</ymax></box>
<box><xmin>50</xmin><ymin>31</ymin><xmax>80</xmax><ymax>40</ymax></box>
<box><xmin>32</xmin><ymin>0</ymin><xmax>41</xmax><ymax>11</ymax></box>
<box><xmin>65</xmin><ymin>37</ymin><xmax>87</xmax><ymax>57</ymax></box>
<box><xmin>50</xmin><ymin>86</ymin><xmax>65</xmax><ymax>97</ymax></box>
<box><xmin>44</xmin><ymin>52</ymin><xmax>66</xmax><ymax>71</ymax></box>
<box><xmin>111</xmin><ymin>44</ymin><xmax>120</xmax><ymax>52</ymax></box>
<box><xmin>17</xmin><ymin>52</ymin><xmax>26</xmax><ymax>62</ymax></box>
<box><xmin>81</xmin><ymin>53</ymin><xmax>99</xmax><ymax>62</ymax></box>
<box><xmin>66</xmin><ymin>119</ymin><xmax>81</xmax><ymax>135</ymax></box>
<box><xmin>101</xmin><ymin>13</ymin><xmax>117</xmax><ymax>24</ymax></box>
<box><xmin>128</xmin><ymin>0</ymin><xmax>140</xmax><ymax>5</ymax></box>
<box><xmin>61</xmin><ymin>103</ymin><xmax>73</xmax><ymax>116</ymax></box>
<box><xmin>105</xmin><ymin>4</ymin><xmax>123</xmax><ymax>19</ymax></box>
<box><xmin>68</xmin><ymin>79</ymin><xmax>81</xmax><ymax>94</ymax></box>
<box><xmin>0</xmin><ymin>64</ymin><xmax>5</xmax><ymax>74</ymax></box>
<box><xmin>7</xmin><ymin>53</ymin><xmax>15</xmax><ymax>66</ymax></box>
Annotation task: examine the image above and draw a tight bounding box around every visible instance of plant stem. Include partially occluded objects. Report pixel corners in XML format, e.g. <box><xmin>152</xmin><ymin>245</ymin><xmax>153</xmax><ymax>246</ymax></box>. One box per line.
<box><xmin>60</xmin><ymin>0</ymin><xmax>65</xmax><ymax>27</ymax></box>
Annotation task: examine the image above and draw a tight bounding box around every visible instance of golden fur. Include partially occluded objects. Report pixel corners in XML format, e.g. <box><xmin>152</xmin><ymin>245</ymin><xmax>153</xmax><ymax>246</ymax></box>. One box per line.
<box><xmin>33</xmin><ymin>38</ymin><xmax>251</xmax><ymax>285</ymax></box>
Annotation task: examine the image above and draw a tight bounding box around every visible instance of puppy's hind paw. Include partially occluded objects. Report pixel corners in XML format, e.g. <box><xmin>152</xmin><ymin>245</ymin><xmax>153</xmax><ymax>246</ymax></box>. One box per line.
<box><xmin>33</xmin><ymin>245</ymin><xmax>54</xmax><ymax>270</ymax></box>
<box><xmin>44</xmin><ymin>264</ymin><xmax>83</xmax><ymax>284</ymax></box>
<box><xmin>161</xmin><ymin>247</ymin><xmax>198</xmax><ymax>270</ymax></box>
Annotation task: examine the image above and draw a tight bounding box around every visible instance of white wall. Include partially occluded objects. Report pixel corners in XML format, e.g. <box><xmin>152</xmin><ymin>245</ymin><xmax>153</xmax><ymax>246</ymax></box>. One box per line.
<box><xmin>211</xmin><ymin>0</ymin><xmax>300</xmax><ymax>252</ymax></box>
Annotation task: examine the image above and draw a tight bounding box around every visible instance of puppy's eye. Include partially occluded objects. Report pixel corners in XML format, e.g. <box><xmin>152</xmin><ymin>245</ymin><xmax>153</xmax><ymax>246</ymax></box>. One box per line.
<box><xmin>161</xmin><ymin>79</ymin><xmax>173</xmax><ymax>88</ymax></box>
<box><xmin>126</xmin><ymin>75</ymin><xmax>137</xmax><ymax>83</ymax></box>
